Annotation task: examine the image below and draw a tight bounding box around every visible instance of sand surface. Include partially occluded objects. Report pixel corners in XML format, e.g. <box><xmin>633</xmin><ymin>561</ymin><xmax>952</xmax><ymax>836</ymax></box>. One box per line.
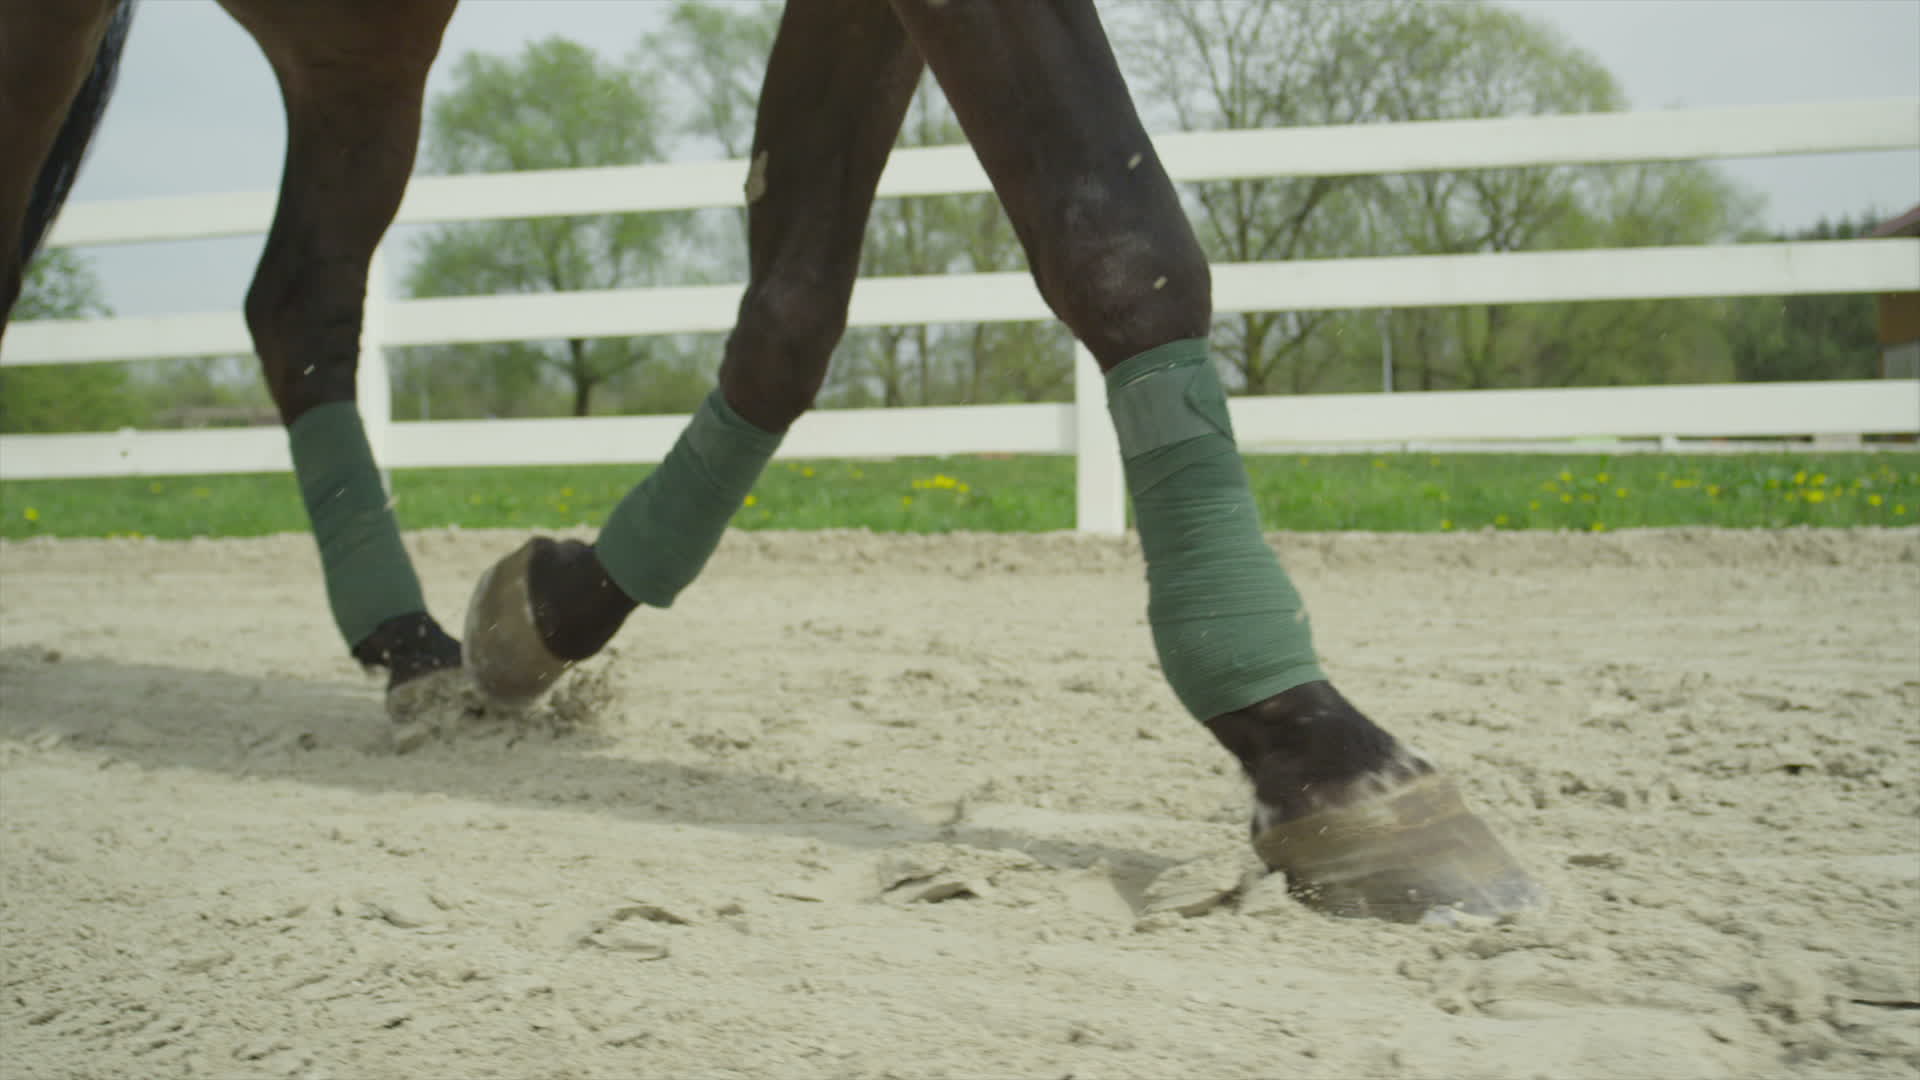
<box><xmin>2</xmin><ymin>527</ymin><xmax>1917</xmax><ymax>1079</ymax></box>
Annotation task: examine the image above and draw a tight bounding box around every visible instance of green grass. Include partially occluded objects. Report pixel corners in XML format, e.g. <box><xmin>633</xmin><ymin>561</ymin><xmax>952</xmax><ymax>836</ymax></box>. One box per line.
<box><xmin>2</xmin><ymin>453</ymin><xmax>1915</xmax><ymax>540</ymax></box>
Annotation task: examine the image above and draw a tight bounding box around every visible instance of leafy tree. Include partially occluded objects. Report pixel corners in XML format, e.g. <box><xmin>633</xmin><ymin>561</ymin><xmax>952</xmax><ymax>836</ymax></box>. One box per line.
<box><xmin>646</xmin><ymin>0</ymin><xmax>779</xmax><ymax>161</ymax></box>
<box><xmin>1728</xmin><ymin>215</ymin><xmax>1881</xmax><ymax>381</ymax></box>
<box><xmin>828</xmin><ymin>84</ymin><xmax>1072</xmax><ymax>409</ymax></box>
<box><xmin>1116</xmin><ymin>0</ymin><xmax>1762</xmax><ymax>393</ymax></box>
<box><xmin>639</xmin><ymin>1</ymin><xmax>780</xmax><ymax>288</ymax></box>
<box><xmin>1</xmin><ymin>250</ymin><xmax>146</xmax><ymax>433</ymax></box>
<box><xmin>398</xmin><ymin>37</ymin><xmax>695</xmax><ymax>418</ymax></box>
<box><xmin>652</xmin><ymin>5</ymin><xmax>1071</xmax><ymax>410</ymax></box>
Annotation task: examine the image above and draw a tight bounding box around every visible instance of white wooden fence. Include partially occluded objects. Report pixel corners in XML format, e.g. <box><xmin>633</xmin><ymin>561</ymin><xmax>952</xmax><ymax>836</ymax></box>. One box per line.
<box><xmin>4</xmin><ymin>98</ymin><xmax>1918</xmax><ymax>534</ymax></box>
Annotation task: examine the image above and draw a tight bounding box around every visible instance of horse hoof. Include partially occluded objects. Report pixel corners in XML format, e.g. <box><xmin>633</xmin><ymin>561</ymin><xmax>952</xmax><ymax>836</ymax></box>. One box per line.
<box><xmin>385</xmin><ymin>666</ymin><xmax>487</xmax><ymax>754</ymax></box>
<box><xmin>1253</xmin><ymin>773</ymin><xmax>1545</xmax><ymax>924</ymax></box>
<box><xmin>465</xmin><ymin>538</ymin><xmax>571</xmax><ymax>706</ymax></box>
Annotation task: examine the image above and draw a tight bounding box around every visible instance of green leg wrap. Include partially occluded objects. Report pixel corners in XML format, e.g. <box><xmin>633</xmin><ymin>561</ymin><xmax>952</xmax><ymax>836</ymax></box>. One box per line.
<box><xmin>288</xmin><ymin>401</ymin><xmax>428</xmax><ymax>648</ymax></box>
<box><xmin>1107</xmin><ymin>338</ymin><xmax>1326</xmax><ymax>721</ymax></box>
<box><xmin>596</xmin><ymin>389</ymin><xmax>781</xmax><ymax>608</ymax></box>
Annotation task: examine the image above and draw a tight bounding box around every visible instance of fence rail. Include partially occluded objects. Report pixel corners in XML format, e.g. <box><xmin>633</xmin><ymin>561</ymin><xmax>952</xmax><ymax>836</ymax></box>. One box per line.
<box><xmin>5</xmin><ymin>99</ymin><xmax>1919</xmax><ymax>533</ymax></box>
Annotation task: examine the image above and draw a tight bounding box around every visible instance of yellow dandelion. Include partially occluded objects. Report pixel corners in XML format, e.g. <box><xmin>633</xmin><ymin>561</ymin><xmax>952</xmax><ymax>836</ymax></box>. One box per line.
<box><xmin>191</xmin><ymin>486</ymin><xmax>211</xmax><ymax>499</ymax></box>
<box><xmin>561</xmin><ymin>487</ymin><xmax>574</xmax><ymax>498</ymax></box>
<box><xmin>468</xmin><ymin>494</ymin><xmax>483</xmax><ymax>505</ymax></box>
<box><xmin>1559</xmin><ymin>470</ymin><xmax>1573</xmax><ymax>484</ymax></box>
<box><xmin>556</xmin><ymin>503</ymin><xmax>569</xmax><ymax>514</ymax></box>
<box><xmin>149</xmin><ymin>481</ymin><xmax>164</xmax><ymax>494</ymax></box>
<box><xmin>1868</xmin><ymin>493</ymin><xmax>1884</xmax><ymax>507</ymax></box>
<box><xmin>1494</xmin><ymin>514</ymin><xmax>1509</xmax><ymax>526</ymax></box>
<box><xmin>1805</xmin><ymin>490</ymin><xmax>1826</xmax><ymax>504</ymax></box>
<box><xmin>1560</xmin><ymin>493</ymin><xmax>1573</xmax><ymax>504</ymax></box>
<box><xmin>1590</xmin><ymin>521</ymin><xmax>1606</xmax><ymax>532</ymax></box>
<box><xmin>1706</xmin><ymin>485</ymin><xmax>1720</xmax><ymax>497</ymax></box>
<box><xmin>1596</xmin><ymin>472</ymin><xmax>1610</xmax><ymax>485</ymax></box>
<box><xmin>744</xmin><ymin>494</ymin><xmax>758</xmax><ymax>507</ymax></box>
<box><xmin>1792</xmin><ymin>470</ymin><xmax>1806</xmax><ymax>486</ymax></box>
<box><xmin>957</xmin><ymin>483</ymin><xmax>970</xmax><ymax>494</ymax></box>
<box><xmin>1528</xmin><ymin>500</ymin><xmax>1541</xmax><ymax>511</ymax></box>
<box><xmin>801</xmin><ymin>466</ymin><xmax>815</xmax><ymax>478</ymax></box>
<box><xmin>1440</xmin><ymin>519</ymin><xmax>1453</xmax><ymax>531</ymax></box>
<box><xmin>901</xmin><ymin>495</ymin><xmax>913</xmax><ymax>507</ymax></box>
<box><xmin>1672</xmin><ymin>478</ymin><xmax>1695</xmax><ymax>489</ymax></box>
<box><xmin>1896</xmin><ymin>505</ymin><xmax>1908</xmax><ymax>515</ymax></box>
<box><xmin>1372</xmin><ymin>459</ymin><xmax>1387</xmax><ymax>470</ymax></box>
<box><xmin>23</xmin><ymin>507</ymin><xmax>38</xmax><ymax>522</ymax></box>
<box><xmin>1541</xmin><ymin>481</ymin><xmax>1558</xmax><ymax>493</ymax></box>
<box><xmin>1613</xmin><ymin>487</ymin><xmax>1628</xmax><ymax>499</ymax></box>
<box><xmin>1811</xmin><ymin>473</ymin><xmax>1826</xmax><ymax>487</ymax></box>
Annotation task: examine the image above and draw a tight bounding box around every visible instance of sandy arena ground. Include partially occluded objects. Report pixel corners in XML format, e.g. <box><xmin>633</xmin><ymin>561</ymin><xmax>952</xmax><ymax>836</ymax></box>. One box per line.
<box><xmin>1</xmin><ymin>526</ymin><xmax>1917</xmax><ymax>1079</ymax></box>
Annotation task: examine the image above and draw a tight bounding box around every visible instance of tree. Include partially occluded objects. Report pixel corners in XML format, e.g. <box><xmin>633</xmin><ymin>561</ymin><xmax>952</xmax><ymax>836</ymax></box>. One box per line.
<box><xmin>398</xmin><ymin>37</ymin><xmax>695</xmax><ymax>418</ymax></box>
<box><xmin>827</xmin><ymin>83</ymin><xmax>1073</xmax><ymax>410</ymax></box>
<box><xmin>645</xmin><ymin>0</ymin><xmax>779</xmax><ymax>162</ymax></box>
<box><xmin>1117</xmin><ymin>0</ymin><xmax>1388</xmax><ymax>394</ymax></box>
<box><xmin>0</xmin><ymin>250</ymin><xmax>146</xmax><ymax>433</ymax></box>
<box><xmin>639</xmin><ymin>1</ymin><xmax>781</xmax><ymax>289</ymax></box>
<box><xmin>1728</xmin><ymin>215</ymin><xmax>1882</xmax><ymax>381</ymax></box>
<box><xmin>652</xmin><ymin>4</ymin><xmax>1072</xmax><ymax>410</ymax></box>
<box><xmin>1115</xmin><ymin>0</ymin><xmax>1763</xmax><ymax>393</ymax></box>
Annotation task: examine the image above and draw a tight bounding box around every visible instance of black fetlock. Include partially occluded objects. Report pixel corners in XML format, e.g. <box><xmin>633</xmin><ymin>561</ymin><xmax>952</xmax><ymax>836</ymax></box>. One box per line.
<box><xmin>1203</xmin><ymin>680</ymin><xmax>1432</xmax><ymax>826</ymax></box>
<box><xmin>350</xmin><ymin>612</ymin><xmax>463</xmax><ymax>690</ymax></box>
<box><xmin>525</xmin><ymin>537</ymin><xmax>635</xmax><ymax>662</ymax></box>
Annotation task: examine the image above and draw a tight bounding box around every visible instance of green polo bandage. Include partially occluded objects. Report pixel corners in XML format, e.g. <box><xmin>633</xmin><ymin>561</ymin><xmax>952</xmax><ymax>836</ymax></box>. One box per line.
<box><xmin>596</xmin><ymin>389</ymin><xmax>780</xmax><ymax>608</ymax></box>
<box><xmin>1109</xmin><ymin>338</ymin><xmax>1326</xmax><ymax>721</ymax></box>
<box><xmin>288</xmin><ymin>402</ymin><xmax>428</xmax><ymax>648</ymax></box>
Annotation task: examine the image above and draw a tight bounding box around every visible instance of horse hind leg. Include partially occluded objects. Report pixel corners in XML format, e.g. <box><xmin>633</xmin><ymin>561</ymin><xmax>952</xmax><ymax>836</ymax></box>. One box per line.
<box><xmin>465</xmin><ymin>0</ymin><xmax>925</xmax><ymax>705</ymax></box>
<box><xmin>221</xmin><ymin>0</ymin><xmax>473</xmax><ymax>749</ymax></box>
<box><xmin>0</xmin><ymin>0</ymin><xmax>124</xmax><ymax>323</ymax></box>
<box><xmin>886</xmin><ymin>0</ymin><xmax>1541</xmax><ymax>922</ymax></box>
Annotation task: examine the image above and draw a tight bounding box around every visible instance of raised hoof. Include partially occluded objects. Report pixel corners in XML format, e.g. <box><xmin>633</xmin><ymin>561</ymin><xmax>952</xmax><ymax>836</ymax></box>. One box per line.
<box><xmin>385</xmin><ymin>666</ymin><xmax>489</xmax><ymax>754</ymax></box>
<box><xmin>1253</xmin><ymin>774</ymin><xmax>1544</xmax><ymax>924</ymax></box>
<box><xmin>465</xmin><ymin>538</ymin><xmax>572</xmax><ymax>707</ymax></box>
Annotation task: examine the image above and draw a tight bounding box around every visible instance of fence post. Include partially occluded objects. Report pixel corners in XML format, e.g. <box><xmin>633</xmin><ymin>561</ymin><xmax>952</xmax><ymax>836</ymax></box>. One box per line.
<box><xmin>360</xmin><ymin>243</ymin><xmax>394</xmax><ymax>490</ymax></box>
<box><xmin>1073</xmin><ymin>342</ymin><xmax>1125</xmax><ymax>535</ymax></box>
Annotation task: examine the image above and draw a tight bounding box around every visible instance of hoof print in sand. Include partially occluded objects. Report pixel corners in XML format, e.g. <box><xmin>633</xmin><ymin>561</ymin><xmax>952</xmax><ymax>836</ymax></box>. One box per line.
<box><xmin>1139</xmin><ymin>850</ymin><xmax>1259</xmax><ymax>919</ymax></box>
<box><xmin>567</xmin><ymin>900</ymin><xmax>691</xmax><ymax>959</ymax></box>
<box><xmin>875</xmin><ymin>845</ymin><xmax>1040</xmax><ymax>905</ymax></box>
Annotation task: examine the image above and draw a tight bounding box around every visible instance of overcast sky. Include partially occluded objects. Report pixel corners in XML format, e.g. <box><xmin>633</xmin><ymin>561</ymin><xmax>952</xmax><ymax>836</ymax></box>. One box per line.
<box><xmin>48</xmin><ymin>0</ymin><xmax>1920</xmax><ymax>318</ymax></box>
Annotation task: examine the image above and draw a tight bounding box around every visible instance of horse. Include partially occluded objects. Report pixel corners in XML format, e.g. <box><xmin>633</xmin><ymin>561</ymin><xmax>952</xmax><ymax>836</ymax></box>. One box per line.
<box><xmin>1</xmin><ymin>0</ymin><xmax>1541</xmax><ymax>924</ymax></box>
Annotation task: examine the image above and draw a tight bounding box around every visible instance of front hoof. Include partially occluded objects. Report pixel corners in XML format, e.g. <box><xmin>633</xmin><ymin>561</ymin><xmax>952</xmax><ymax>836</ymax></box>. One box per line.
<box><xmin>464</xmin><ymin>539</ymin><xmax>572</xmax><ymax>707</ymax></box>
<box><xmin>1254</xmin><ymin>774</ymin><xmax>1545</xmax><ymax>924</ymax></box>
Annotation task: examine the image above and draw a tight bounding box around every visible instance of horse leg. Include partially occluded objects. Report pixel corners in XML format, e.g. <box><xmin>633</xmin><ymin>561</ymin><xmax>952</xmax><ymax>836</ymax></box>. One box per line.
<box><xmin>218</xmin><ymin>0</ymin><xmax>472</xmax><ymax>746</ymax></box>
<box><xmin>0</xmin><ymin>0</ymin><xmax>123</xmax><ymax>321</ymax></box>
<box><xmin>887</xmin><ymin>0</ymin><xmax>1540</xmax><ymax>922</ymax></box>
<box><xmin>463</xmin><ymin>0</ymin><xmax>925</xmax><ymax>703</ymax></box>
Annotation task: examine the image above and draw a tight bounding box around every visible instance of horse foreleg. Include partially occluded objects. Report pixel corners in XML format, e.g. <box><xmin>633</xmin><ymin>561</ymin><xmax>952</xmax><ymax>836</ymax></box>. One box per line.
<box><xmin>888</xmin><ymin>0</ymin><xmax>1541</xmax><ymax>922</ymax></box>
<box><xmin>464</xmin><ymin>0</ymin><xmax>926</xmax><ymax>704</ymax></box>
<box><xmin>221</xmin><ymin>0</ymin><xmax>471</xmax><ymax>746</ymax></box>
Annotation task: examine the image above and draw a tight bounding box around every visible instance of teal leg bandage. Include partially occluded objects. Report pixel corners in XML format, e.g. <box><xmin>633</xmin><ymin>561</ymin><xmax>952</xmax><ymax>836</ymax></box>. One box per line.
<box><xmin>288</xmin><ymin>402</ymin><xmax>428</xmax><ymax>648</ymax></box>
<box><xmin>596</xmin><ymin>389</ymin><xmax>781</xmax><ymax>608</ymax></box>
<box><xmin>1108</xmin><ymin>338</ymin><xmax>1326</xmax><ymax>721</ymax></box>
